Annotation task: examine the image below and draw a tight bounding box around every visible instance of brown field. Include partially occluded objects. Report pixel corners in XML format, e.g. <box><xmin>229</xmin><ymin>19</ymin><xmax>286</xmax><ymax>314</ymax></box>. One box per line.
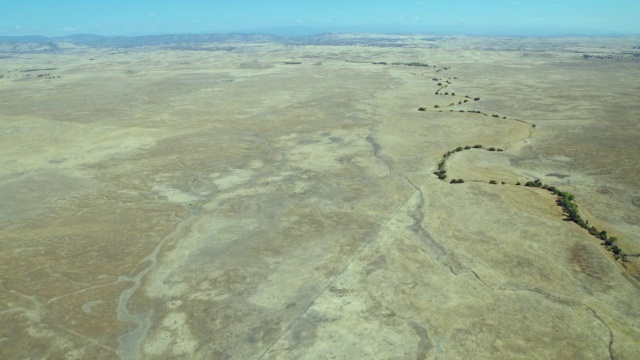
<box><xmin>1</xmin><ymin>34</ymin><xmax>639</xmax><ymax>359</ymax></box>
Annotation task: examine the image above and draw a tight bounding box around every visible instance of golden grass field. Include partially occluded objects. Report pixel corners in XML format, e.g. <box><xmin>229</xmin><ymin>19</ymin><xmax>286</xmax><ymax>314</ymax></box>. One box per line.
<box><xmin>1</xmin><ymin>34</ymin><xmax>639</xmax><ymax>359</ymax></box>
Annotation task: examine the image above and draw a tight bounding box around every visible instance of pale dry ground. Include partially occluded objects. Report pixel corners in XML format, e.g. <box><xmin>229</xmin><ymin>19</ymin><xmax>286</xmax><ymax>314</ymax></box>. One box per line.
<box><xmin>0</xmin><ymin>35</ymin><xmax>639</xmax><ymax>359</ymax></box>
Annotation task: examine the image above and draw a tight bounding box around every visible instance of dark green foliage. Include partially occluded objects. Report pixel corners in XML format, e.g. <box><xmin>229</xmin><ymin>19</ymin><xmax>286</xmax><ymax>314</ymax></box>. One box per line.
<box><xmin>488</xmin><ymin>147</ymin><xmax>496</xmax><ymax>151</ymax></box>
<box><xmin>473</xmin><ymin>144</ymin><xmax>483</xmax><ymax>149</ymax></box>
<box><xmin>598</xmin><ymin>230</ymin><xmax>608</xmax><ymax>241</ymax></box>
<box><xmin>516</xmin><ymin>182</ymin><xmax>521</xmax><ymax>185</ymax></box>
<box><xmin>404</xmin><ymin>62</ymin><xmax>430</xmax><ymax>67</ymax></box>
<box><xmin>611</xmin><ymin>245</ymin><xmax>621</xmax><ymax>255</ymax></box>
<box><xmin>455</xmin><ymin>147</ymin><xmax>463</xmax><ymax>152</ymax></box>
<box><xmin>464</xmin><ymin>99</ymin><xmax>469</xmax><ymax>103</ymax></box>
<box><xmin>452</xmin><ymin>93</ymin><xmax>456</xmax><ymax>96</ymax></box>
<box><xmin>434</xmin><ymin>169</ymin><xmax>447</xmax><ymax>180</ymax></box>
<box><xmin>524</xmin><ymin>179</ymin><xmax>543</xmax><ymax>187</ymax></box>
<box><xmin>418</xmin><ymin>107</ymin><xmax>426</xmax><ymax>111</ymax></box>
<box><xmin>434</xmin><ymin>105</ymin><xmax>440</xmax><ymax>108</ymax></box>
<box><xmin>474</xmin><ymin>97</ymin><xmax>480</xmax><ymax>101</ymax></box>
<box><xmin>497</xmin><ymin>148</ymin><xmax>504</xmax><ymax>152</ymax></box>
<box><xmin>464</xmin><ymin>146</ymin><xmax>471</xmax><ymax>150</ymax></box>
<box><xmin>489</xmin><ymin>180</ymin><xmax>497</xmax><ymax>184</ymax></box>
<box><xmin>450</xmin><ymin>179</ymin><xmax>464</xmax><ymax>184</ymax></box>
<box><xmin>492</xmin><ymin>114</ymin><xmax>499</xmax><ymax>118</ymax></box>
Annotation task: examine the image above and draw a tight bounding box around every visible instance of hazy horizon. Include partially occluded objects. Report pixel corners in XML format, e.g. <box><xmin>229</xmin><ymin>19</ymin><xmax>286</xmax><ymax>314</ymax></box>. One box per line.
<box><xmin>2</xmin><ymin>0</ymin><xmax>640</xmax><ymax>38</ymax></box>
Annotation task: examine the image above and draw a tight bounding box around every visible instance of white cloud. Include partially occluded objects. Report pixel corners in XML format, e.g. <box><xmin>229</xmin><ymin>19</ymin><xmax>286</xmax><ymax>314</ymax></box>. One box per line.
<box><xmin>64</xmin><ymin>26</ymin><xmax>76</xmax><ymax>32</ymax></box>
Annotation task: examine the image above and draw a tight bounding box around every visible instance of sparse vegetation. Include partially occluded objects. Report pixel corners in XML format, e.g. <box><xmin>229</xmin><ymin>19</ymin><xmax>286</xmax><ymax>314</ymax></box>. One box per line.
<box><xmin>520</xmin><ymin>179</ymin><xmax>627</xmax><ymax>260</ymax></box>
<box><xmin>432</xmin><ymin>138</ymin><xmax>628</xmax><ymax>260</ymax></box>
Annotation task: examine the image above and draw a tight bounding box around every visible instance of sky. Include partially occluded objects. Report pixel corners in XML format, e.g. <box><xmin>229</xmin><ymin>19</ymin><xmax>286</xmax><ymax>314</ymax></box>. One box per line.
<box><xmin>1</xmin><ymin>0</ymin><xmax>639</xmax><ymax>37</ymax></box>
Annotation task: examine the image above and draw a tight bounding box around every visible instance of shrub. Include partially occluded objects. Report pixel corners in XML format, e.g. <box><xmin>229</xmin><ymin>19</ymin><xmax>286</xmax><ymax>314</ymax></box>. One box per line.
<box><xmin>455</xmin><ymin>147</ymin><xmax>463</xmax><ymax>152</ymax></box>
<box><xmin>474</xmin><ymin>97</ymin><xmax>481</xmax><ymax>101</ymax></box>
<box><xmin>418</xmin><ymin>107</ymin><xmax>426</xmax><ymax>111</ymax></box>
<box><xmin>488</xmin><ymin>147</ymin><xmax>496</xmax><ymax>151</ymax></box>
<box><xmin>492</xmin><ymin>114</ymin><xmax>499</xmax><ymax>118</ymax></box>
<box><xmin>473</xmin><ymin>145</ymin><xmax>483</xmax><ymax>149</ymax></box>
<box><xmin>434</xmin><ymin>105</ymin><xmax>440</xmax><ymax>108</ymax></box>
<box><xmin>464</xmin><ymin>146</ymin><xmax>471</xmax><ymax>149</ymax></box>
<box><xmin>515</xmin><ymin>182</ymin><xmax>521</xmax><ymax>185</ymax></box>
<box><xmin>489</xmin><ymin>180</ymin><xmax>497</xmax><ymax>184</ymax></box>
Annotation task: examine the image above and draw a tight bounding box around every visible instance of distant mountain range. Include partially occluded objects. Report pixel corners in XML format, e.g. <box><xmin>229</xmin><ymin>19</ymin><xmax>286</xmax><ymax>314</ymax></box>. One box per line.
<box><xmin>0</xmin><ymin>33</ymin><xmax>283</xmax><ymax>48</ymax></box>
<box><xmin>0</xmin><ymin>32</ymin><xmax>432</xmax><ymax>53</ymax></box>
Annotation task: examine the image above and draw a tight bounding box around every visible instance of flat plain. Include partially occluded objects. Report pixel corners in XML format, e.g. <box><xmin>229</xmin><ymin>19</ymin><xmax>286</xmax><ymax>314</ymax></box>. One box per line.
<box><xmin>1</xmin><ymin>34</ymin><xmax>639</xmax><ymax>359</ymax></box>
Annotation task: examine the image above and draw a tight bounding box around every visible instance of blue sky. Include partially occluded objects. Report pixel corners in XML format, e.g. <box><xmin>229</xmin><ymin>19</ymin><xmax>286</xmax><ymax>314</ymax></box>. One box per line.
<box><xmin>2</xmin><ymin>0</ymin><xmax>639</xmax><ymax>37</ymax></box>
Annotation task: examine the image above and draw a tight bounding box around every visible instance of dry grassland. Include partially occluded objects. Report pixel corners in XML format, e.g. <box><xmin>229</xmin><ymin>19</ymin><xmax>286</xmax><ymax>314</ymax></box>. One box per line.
<box><xmin>1</xmin><ymin>34</ymin><xmax>639</xmax><ymax>359</ymax></box>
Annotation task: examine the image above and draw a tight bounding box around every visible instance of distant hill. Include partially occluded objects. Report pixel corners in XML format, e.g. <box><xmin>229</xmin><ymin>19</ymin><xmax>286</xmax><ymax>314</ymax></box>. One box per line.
<box><xmin>0</xmin><ymin>32</ymin><xmax>429</xmax><ymax>53</ymax></box>
<box><xmin>0</xmin><ymin>33</ymin><xmax>283</xmax><ymax>52</ymax></box>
